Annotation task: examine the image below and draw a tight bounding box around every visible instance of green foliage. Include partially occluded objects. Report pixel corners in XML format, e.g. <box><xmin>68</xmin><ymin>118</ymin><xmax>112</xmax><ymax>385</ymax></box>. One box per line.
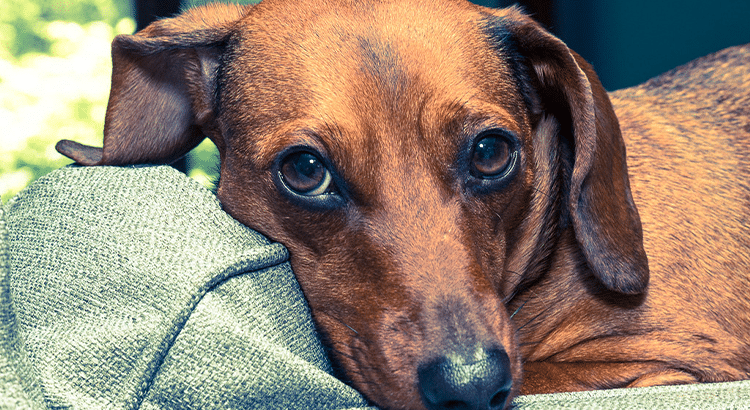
<box><xmin>0</xmin><ymin>0</ymin><xmax>131</xmax><ymax>59</ymax></box>
<box><xmin>0</xmin><ymin>0</ymin><xmax>221</xmax><ymax>203</ymax></box>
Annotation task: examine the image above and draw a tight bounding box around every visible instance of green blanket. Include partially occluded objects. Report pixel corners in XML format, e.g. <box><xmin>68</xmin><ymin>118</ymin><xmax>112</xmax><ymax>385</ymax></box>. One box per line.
<box><xmin>2</xmin><ymin>165</ymin><xmax>749</xmax><ymax>409</ymax></box>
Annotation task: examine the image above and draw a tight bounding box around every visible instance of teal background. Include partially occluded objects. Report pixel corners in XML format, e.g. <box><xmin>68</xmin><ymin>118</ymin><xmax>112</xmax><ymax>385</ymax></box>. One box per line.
<box><xmin>542</xmin><ymin>0</ymin><xmax>749</xmax><ymax>90</ymax></box>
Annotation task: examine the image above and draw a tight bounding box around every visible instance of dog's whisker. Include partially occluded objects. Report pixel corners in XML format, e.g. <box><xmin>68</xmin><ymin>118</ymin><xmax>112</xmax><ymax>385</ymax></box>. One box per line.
<box><xmin>320</xmin><ymin>311</ymin><xmax>364</xmax><ymax>337</ymax></box>
<box><xmin>502</xmin><ymin>269</ymin><xmax>535</xmax><ymax>305</ymax></box>
<box><xmin>510</xmin><ymin>297</ymin><xmax>528</xmax><ymax>319</ymax></box>
<box><xmin>515</xmin><ymin>303</ymin><xmax>556</xmax><ymax>332</ymax></box>
<box><xmin>530</xmin><ymin>185</ymin><xmax>552</xmax><ymax>199</ymax></box>
<box><xmin>344</xmin><ymin>323</ymin><xmax>360</xmax><ymax>335</ymax></box>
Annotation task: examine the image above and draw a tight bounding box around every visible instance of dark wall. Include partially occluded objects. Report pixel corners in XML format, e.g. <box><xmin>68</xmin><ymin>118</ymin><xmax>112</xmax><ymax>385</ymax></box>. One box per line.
<box><xmin>477</xmin><ymin>0</ymin><xmax>750</xmax><ymax>91</ymax></box>
<box><xmin>134</xmin><ymin>0</ymin><xmax>181</xmax><ymax>30</ymax></box>
<box><xmin>554</xmin><ymin>0</ymin><xmax>750</xmax><ymax>90</ymax></box>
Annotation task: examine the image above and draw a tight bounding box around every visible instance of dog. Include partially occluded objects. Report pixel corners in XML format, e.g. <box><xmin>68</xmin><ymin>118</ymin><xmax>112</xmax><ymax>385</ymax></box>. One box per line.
<box><xmin>54</xmin><ymin>0</ymin><xmax>750</xmax><ymax>409</ymax></box>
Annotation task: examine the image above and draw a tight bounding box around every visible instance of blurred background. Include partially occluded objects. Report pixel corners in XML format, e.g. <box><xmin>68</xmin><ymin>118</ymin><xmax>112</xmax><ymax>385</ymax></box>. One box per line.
<box><xmin>2</xmin><ymin>0</ymin><xmax>749</xmax><ymax>202</ymax></box>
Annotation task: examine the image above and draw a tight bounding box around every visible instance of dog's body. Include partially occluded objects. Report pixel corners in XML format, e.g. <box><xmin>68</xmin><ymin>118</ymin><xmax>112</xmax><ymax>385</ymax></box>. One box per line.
<box><xmin>517</xmin><ymin>45</ymin><xmax>750</xmax><ymax>394</ymax></box>
<box><xmin>55</xmin><ymin>1</ymin><xmax>750</xmax><ymax>408</ymax></box>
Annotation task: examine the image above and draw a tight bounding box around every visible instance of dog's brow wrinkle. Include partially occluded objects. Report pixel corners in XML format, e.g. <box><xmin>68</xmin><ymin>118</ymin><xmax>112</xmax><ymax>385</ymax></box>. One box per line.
<box><xmin>355</xmin><ymin>35</ymin><xmax>411</xmax><ymax>109</ymax></box>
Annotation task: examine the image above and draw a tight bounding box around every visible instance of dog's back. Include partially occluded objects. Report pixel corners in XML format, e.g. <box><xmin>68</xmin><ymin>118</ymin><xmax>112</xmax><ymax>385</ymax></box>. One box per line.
<box><xmin>612</xmin><ymin>43</ymin><xmax>750</xmax><ymax>381</ymax></box>
<box><xmin>515</xmin><ymin>44</ymin><xmax>750</xmax><ymax>394</ymax></box>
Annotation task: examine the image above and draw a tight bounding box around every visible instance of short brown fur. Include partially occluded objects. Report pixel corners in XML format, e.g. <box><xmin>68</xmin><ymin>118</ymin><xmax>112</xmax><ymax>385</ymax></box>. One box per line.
<box><xmin>56</xmin><ymin>1</ymin><xmax>750</xmax><ymax>409</ymax></box>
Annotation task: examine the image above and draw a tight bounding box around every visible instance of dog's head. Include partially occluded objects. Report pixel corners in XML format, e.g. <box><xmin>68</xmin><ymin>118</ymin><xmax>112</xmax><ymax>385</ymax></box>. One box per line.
<box><xmin>57</xmin><ymin>0</ymin><xmax>649</xmax><ymax>408</ymax></box>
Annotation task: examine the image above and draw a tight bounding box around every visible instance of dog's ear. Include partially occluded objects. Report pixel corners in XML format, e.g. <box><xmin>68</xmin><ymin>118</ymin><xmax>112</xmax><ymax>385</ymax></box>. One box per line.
<box><xmin>56</xmin><ymin>3</ymin><xmax>248</xmax><ymax>166</ymax></box>
<box><xmin>496</xmin><ymin>10</ymin><xmax>649</xmax><ymax>294</ymax></box>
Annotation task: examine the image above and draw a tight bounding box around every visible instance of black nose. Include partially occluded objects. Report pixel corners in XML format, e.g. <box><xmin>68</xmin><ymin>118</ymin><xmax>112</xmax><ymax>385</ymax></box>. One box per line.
<box><xmin>418</xmin><ymin>348</ymin><xmax>512</xmax><ymax>410</ymax></box>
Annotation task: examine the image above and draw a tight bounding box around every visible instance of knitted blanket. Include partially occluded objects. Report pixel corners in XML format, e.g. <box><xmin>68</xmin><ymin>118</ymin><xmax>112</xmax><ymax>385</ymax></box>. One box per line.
<box><xmin>2</xmin><ymin>165</ymin><xmax>749</xmax><ymax>409</ymax></box>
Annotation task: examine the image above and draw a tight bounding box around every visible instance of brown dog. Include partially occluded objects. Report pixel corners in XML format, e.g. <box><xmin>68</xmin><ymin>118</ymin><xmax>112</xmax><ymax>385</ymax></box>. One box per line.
<box><xmin>55</xmin><ymin>0</ymin><xmax>750</xmax><ymax>409</ymax></box>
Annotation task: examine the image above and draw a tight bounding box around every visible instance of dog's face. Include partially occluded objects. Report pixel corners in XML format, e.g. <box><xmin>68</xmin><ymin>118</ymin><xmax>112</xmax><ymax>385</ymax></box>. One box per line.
<box><xmin>56</xmin><ymin>0</ymin><xmax>649</xmax><ymax>408</ymax></box>
<box><xmin>219</xmin><ymin>3</ymin><xmax>532</xmax><ymax>406</ymax></box>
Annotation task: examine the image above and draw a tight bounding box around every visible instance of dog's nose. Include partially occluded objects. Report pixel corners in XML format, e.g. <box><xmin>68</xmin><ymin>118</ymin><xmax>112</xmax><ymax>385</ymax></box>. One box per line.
<box><xmin>417</xmin><ymin>348</ymin><xmax>512</xmax><ymax>410</ymax></box>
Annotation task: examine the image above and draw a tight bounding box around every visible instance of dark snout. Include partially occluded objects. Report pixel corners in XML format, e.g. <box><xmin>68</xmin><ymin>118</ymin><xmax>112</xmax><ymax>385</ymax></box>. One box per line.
<box><xmin>418</xmin><ymin>347</ymin><xmax>513</xmax><ymax>410</ymax></box>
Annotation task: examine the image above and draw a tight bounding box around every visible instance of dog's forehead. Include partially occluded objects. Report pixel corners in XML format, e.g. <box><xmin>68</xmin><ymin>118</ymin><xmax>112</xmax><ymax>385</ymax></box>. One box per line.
<box><xmin>242</xmin><ymin>0</ymin><xmax>496</xmax><ymax>98</ymax></box>
<box><xmin>233</xmin><ymin>2</ymin><xmax>524</xmax><ymax>138</ymax></box>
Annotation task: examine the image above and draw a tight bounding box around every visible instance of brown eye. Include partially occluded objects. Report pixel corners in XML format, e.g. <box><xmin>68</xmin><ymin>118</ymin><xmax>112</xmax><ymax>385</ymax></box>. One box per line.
<box><xmin>280</xmin><ymin>151</ymin><xmax>332</xmax><ymax>195</ymax></box>
<box><xmin>471</xmin><ymin>134</ymin><xmax>513</xmax><ymax>178</ymax></box>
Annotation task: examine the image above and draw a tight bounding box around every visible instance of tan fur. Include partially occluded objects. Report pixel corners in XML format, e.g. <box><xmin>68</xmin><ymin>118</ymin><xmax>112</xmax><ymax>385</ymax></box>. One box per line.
<box><xmin>55</xmin><ymin>1</ymin><xmax>750</xmax><ymax>408</ymax></box>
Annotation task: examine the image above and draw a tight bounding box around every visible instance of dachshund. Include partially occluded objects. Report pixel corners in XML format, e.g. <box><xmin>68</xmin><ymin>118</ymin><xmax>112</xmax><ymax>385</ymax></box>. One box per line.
<box><xmin>55</xmin><ymin>0</ymin><xmax>750</xmax><ymax>409</ymax></box>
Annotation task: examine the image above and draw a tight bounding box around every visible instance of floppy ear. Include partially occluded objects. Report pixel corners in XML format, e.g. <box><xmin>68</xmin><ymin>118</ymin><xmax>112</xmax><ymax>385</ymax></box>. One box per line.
<box><xmin>497</xmin><ymin>10</ymin><xmax>649</xmax><ymax>294</ymax></box>
<box><xmin>56</xmin><ymin>3</ymin><xmax>248</xmax><ymax>166</ymax></box>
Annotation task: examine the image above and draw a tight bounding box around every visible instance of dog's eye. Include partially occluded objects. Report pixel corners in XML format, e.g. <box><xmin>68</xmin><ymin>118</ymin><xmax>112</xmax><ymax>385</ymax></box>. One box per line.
<box><xmin>279</xmin><ymin>151</ymin><xmax>333</xmax><ymax>196</ymax></box>
<box><xmin>470</xmin><ymin>133</ymin><xmax>515</xmax><ymax>179</ymax></box>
